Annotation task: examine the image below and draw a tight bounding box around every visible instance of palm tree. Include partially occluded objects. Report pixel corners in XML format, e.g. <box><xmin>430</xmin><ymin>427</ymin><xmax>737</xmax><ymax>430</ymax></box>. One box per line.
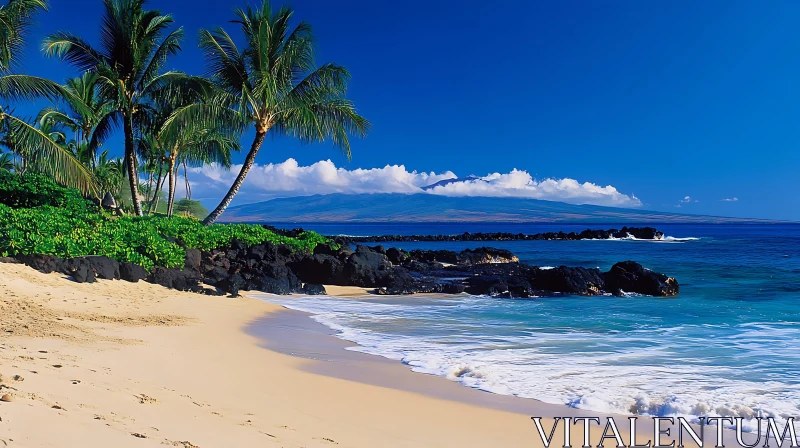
<box><xmin>196</xmin><ymin>1</ymin><xmax>370</xmax><ymax>225</ymax></box>
<box><xmin>147</xmin><ymin>97</ymin><xmax>239</xmax><ymax>216</ymax></box>
<box><xmin>93</xmin><ymin>149</ymin><xmax>124</xmax><ymax>196</ymax></box>
<box><xmin>0</xmin><ymin>0</ymin><xmax>96</xmax><ymax>194</ymax></box>
<box><xmin>43</xmin><ymin>0</ymin><xmax>195</xmax><ymax>216</ymax></box>
<box><xmin>38</xmin><ymin>72</ymin><xmax>118</xmax><ymax>169</ymax></box>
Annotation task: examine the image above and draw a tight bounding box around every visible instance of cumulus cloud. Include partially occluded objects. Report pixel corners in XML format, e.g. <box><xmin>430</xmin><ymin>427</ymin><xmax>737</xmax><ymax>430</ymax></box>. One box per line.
<box><xmin>179</xmin><ymin>158</ymin><xmax>642</xmax><ymax>207</ymax></box>
<box><xmin>676</xmin><ymin>195</ymin><xmax>700</xmax><ymax>207</ymax></box>
<box><xmin>722</xmin><ymin>197</ymin><xmax>739</xmax><ymax>202</ymax></box>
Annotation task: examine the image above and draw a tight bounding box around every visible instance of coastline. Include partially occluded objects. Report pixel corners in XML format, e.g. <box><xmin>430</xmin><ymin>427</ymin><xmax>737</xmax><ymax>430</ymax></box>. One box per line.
<box><xmin>0</xmin><ymin>262</ymin><xmax>553</xmax><ymax>447</ymax></box>
<box><xmin>0</xmin><ymin>263</ymin><xmax>759</xmax><ymax>447</ymax></box>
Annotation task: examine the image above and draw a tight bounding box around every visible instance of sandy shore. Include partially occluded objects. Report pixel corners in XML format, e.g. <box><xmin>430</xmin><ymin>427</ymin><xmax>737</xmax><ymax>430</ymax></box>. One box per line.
<box><xmin>0</xmin><ymin>262</ymin><xmax>561</xmax><ymax>447</ymax></box>
<box><xmin>1</xmin><ymin>262</ymin><xmax>727</xmax><ymax>447</ymax></box>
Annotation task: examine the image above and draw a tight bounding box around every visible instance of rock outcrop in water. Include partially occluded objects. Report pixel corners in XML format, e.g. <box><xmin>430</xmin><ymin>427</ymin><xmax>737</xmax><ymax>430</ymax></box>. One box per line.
<box><xmin>320</xmin><ymin>226</ymin><xmax>665</xmax><ymax>244</ymax></box>
<box><xmin>191</xmin><ymin>242</ymin><xmax>678</xmax><ymax>298</ymax></box>
<box><xmin>6</xmin><ymin>236</ymin><xmax>679</xmax><ymax>299</ymax></box>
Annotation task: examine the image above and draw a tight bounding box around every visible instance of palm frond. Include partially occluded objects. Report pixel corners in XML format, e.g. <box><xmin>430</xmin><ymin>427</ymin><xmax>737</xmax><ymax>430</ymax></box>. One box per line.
<box><xmin>4</xmin><ymin>114</ymin><xmax>97</xmax><ymax>195</ymax></box>
<box><xmin>137</xmin><ymin>27</ymin><xmax>183</xmax><ymax>90</ymax></box>
<box><xmin>41</xmin><ymin>31</ymin><xmax>104</xmax><ymax>71</ymax></box>
<box><xmin>0</xmin><ymin>0</ymin><xmax>47</xmax><ymax>71</ymax></box>
<box><xmin>276</xmin><ymin>98</ymin><xmax>370</xmax><ymax>160</ymax></box>
<box><xmin>198</xmin><ymin>27</ymin><xmax>248</xmax><ymax>94</ymax></box>
<box><xmin>88</xmin><ymin>109</ymin><xmax>120</xmax><ymax>155</ymax></box>
<box><xmin>0</xmin><ymin>73</ymin><xmax>63</xmax><ymax>101</ymax></box>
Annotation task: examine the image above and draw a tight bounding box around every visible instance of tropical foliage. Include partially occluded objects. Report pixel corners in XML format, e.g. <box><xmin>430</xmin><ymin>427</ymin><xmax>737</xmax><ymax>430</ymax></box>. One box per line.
<box><xmin>43</xmin><ymin>0</ymin><xmax>204</xmax><ymax>215</ymax></box>
<box><xmin>0</xmin><ymin>0</ymin><xmax>97</xmax><ymax>194</ymax></box>
<box><xmin>0</xmin><ymin>172</ymin><xmax>329</xmax><ymax>269</ymax></box>
<box><xmin>0</xmin><ymin>0</ymin><xmax>367</xmax><ymax>272</ymax></box>
<box><xmin>196</xmin><ymin>1</ymin><xmax>370</xmax><ymax>224</ymax></box>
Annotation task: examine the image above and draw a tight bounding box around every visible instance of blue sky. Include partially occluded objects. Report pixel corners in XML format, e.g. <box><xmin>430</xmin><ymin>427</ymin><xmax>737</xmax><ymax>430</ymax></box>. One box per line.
<box><xmin>18</xmin><ymin>0</ymin><xmax>800</xmax><ymax>220</ymax></box>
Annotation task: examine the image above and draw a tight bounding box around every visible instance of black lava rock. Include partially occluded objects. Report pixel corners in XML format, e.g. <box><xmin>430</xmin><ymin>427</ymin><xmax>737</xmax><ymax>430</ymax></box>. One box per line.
<box><xmin>184</xmin><ymin>249</ymin><xmax>202</xmax><ymax>271</ymax></box>
<box><xmin>18</xmin><ymin>254</ymin><xmax>66</xmax><ymax>274</ymax></box>
<box><xmin>217</xmin><ymin>272</ymin><xmax>246</xmax><ymax>296</ymax></box>
<box><xmin>149</xmin><ymin>267</ymin><xmax>200</xmax><ymax>291</ymax></box>
<box><xmin>64</xmin><ymin>257</ymin><xmax>96</xmax><ymax>283</ymax></box>
<box><xmin>604</xmin><ymin>261</ymin><xmax>679</xmax><ymax>296</ymax></box>
<box><xmin>529</xmin><ymin>266</ymin><xmax>604</xmax><ymax>296</ymax></box>
<box><xmin>302</xmin><ymin>283</ymin><xmax>327</xmax><ymax>295</ymax></box>
<box><xmin>85</xmin><ymin>256</ymin><xmax>120</xmax><ymax>280</ymax></box>
<box><xmin>120</xmin><ymin>262</ymin><xmax>148</xmax><ymax>283</ymax></box>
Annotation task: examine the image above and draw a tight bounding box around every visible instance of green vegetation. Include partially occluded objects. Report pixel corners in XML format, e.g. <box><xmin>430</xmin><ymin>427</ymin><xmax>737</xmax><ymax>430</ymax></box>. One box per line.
<box><xmin>0</xmin><ymin>0</ymin><xmax>96</xmax><ymax>195</ymax></box>
<box><xmin>198</xmin><ymin>3</ymin><xmax>370</xmax><ymax>224</ymax></box>
<box><xmin>0</xmin><ymin>0</ymin><xmax>368</xmax><ymax>274</ymax></box>
<box><xmin>0</xmin><ymin>172</ymin><xmax>328</xmax><ymax>270</ymax></box>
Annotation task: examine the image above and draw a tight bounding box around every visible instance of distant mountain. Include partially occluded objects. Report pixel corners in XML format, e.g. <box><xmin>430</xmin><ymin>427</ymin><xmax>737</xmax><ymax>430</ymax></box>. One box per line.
<box><xmin>420</xmin><ymin>176</ymin><xmax>479</xmax><ymax>190</ymax></box>
<box><xmin>220</xmin><ymin>193</ymin><xmax>769</xmax><ymax>223</ymax></box>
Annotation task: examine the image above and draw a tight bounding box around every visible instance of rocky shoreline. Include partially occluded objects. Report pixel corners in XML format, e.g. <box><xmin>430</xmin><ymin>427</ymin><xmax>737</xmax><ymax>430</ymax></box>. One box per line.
<box><xmin>309</xmin><ymin>226</ymin><xmax>666</xmax><ymax>244</ymax></box>
<box><xmin>2</xmin><ymin>235</ymin><xmax>680</xmax><ymax>299</ymax></box>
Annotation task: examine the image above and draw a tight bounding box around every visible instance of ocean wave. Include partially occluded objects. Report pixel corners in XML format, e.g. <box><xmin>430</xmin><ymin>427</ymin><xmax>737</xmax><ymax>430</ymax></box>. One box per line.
<box><xmin>264</xmin><ymin>295</ymin><xmax>799</xmax><ymax>434</ymax></box>
<box><xmin>593</xmin><ymin>234</ymin><xmax>701</xmax><ymax>243</ymax></box>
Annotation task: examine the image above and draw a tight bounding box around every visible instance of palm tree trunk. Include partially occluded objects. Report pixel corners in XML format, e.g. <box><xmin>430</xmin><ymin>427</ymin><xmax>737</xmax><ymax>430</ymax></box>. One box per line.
<box><xmin>183</xmin><ymin>160</ymin><xmax>191</xmax><ymax>200</ymax></box>
<box><xmin>167</xmin><ymin>155</ymin><xmax>177</xmax><ymax>217</ymax></box>
<box><xmin>202</xmin><ymin>131</ymin><xmax>266</xmax><ymax>225</ymax></box>
<box><xmin>149</xmin><ymin>161</ymin><xmax>164</xmax><ymax>214</ymax></box>
<box><xmin>123</xmin><ymin>112</ymin><xmax>143</xmax><ymax>216</ymax></box>
<box><xmin>146</xmin><ymin>169</ymin><xmax>154</xmax><ymax>208</ymax></box>
<box><xmin>152</xmin><ymin>172</ymin><xmax>167</xmax><ymax>214</ymax></box>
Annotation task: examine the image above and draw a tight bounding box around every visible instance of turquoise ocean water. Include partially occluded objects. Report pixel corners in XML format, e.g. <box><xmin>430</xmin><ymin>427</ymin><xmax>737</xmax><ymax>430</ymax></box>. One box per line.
<box><xmin>269</xmin><ymin>223</ymin><xmax>800</xmax><ymax>431</ymax></box>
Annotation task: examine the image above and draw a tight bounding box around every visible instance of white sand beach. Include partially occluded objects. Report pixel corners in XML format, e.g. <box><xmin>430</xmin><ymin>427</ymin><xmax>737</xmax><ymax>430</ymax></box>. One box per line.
<box><xmin>0</xmin><ymin>262</ymin><xmax>731</xmax><ymax>447</ymax></box>
<box><xmin>0</xmin><ymin>262</ymin><xmax>560</xmax><ymax>447</ymax></box>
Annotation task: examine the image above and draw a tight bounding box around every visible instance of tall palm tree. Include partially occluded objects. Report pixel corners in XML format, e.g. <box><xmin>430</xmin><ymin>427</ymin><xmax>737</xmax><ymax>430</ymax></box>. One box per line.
<box><xmin>0</xmin><ymin>0</ymin><xmax>96</xmax><ymax>194</ymax></box>
<box><xmin>196</xmin><ymin>1</ymin><xmax>370</xmax><ymax>225</ymax></box>
<box><xmin>43</xmin><ymin>0</ymin><xmax>195</xmax><ymax>216</ymax></box>
<box><xmin>38</xmin><ymin>72</ymin><xmax>118</xmax><ymax>169</ymax></box>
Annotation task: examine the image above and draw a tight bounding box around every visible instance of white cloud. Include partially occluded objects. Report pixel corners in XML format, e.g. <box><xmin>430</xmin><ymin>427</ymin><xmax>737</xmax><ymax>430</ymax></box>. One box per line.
<box><xmin>178</xmin><ymin>158</ymin><xmax>643</xmax><ymax>208</ymax></box>
<box><xmin>722</xmin><ymin>197</ymin><xmax>739</xmax><ymax>202</ymax></box>
<box><xmin>679</xmin><ymin>196</ymin><xmax>699</xmax><ymax>204</ymax></box>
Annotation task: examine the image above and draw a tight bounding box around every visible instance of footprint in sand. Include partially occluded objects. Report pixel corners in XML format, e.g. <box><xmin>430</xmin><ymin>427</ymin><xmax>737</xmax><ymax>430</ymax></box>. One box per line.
<box><xmin>135</xmin><ymin>394</ymin><xmax>157</xmax><ymax>404</ymax></box>
<box><xmin>166</xmin><ymin>441</ymin><xmax>199</xmax><ymax>448</ymax></box>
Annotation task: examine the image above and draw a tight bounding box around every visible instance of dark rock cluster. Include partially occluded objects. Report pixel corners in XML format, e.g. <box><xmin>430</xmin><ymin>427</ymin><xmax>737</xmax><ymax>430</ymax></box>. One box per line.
<box><xmin>330</xmin><ymin>226</ymin><xmax>664</xmax><ymax>244</ymax></box>
<box><xmin>4</xmin><ymin>237</ymin><xmax>679</xmax><ymax>299</ymax></box>
<box><xmin>372</xmin><ymin>246</ymin><xmax>678</xmax><ymax>298</ymax></box>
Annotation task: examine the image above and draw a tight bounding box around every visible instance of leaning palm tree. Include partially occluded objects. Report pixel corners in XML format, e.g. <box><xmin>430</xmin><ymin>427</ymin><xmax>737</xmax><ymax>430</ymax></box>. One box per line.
<box><xmin>38</xmin><ymin>72</ymin><xmax>119</xmax><ymax>169</ymax></box>
<box><xmin>196</xmin><ymin>1</ymin><xmax>370</xmax><ymax>225</ymax></box>
<box><xmin>0</xmin><ymin>0</ymin><xmax>96</xmax><ymax>194</ymax></box>
<box><xmin>43</xmin><ymin>0</ymin><xmax>195</xmax><ymax>216</ymax></box>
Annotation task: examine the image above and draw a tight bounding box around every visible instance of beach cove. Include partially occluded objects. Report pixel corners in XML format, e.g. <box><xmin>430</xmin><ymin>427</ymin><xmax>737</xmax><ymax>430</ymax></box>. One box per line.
<box><xmin>0</xmin><ymin>228</ymin><xmax>792</xmax><ymax>447</ymax></box>
<box><xmin>0</xmin><ymin>261</ymin><xmax>578</xmax><ymax>447</ymax></box>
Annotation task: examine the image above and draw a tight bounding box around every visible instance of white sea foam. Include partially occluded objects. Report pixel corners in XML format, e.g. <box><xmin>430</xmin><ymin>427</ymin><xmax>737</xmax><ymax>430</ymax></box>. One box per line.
<box><xmin>264</xmin><ymin>295</ymin><xmax>799</xmax><ymax>433</ymax></box>
<box><xmin>596</xmin><ymin>234</ymin><xmax>701</xmax><ymax>243</ymax></box>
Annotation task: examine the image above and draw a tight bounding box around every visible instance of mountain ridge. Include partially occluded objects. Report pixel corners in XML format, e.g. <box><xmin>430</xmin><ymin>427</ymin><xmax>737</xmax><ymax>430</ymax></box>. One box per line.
<box><xmin>219</xmin><ymin>193</ymin><xmax>774</xmax><ymax>223</ymax></box>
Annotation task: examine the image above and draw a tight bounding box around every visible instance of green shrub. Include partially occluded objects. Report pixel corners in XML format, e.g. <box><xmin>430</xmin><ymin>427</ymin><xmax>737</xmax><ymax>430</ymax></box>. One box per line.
<box><xmin>0</xmin><ymin>206</ymin><xmax>328</xmax><ymax>270</ymax></box>
<box><xmin>0</xmin><ymin>172</ymin><xmax>329</xmax><ymax>269</ymax></box>
<box><xmin>0</xmin><ymin>171</ymin><xmax>96</xmax><ymax>212</ymax></box>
